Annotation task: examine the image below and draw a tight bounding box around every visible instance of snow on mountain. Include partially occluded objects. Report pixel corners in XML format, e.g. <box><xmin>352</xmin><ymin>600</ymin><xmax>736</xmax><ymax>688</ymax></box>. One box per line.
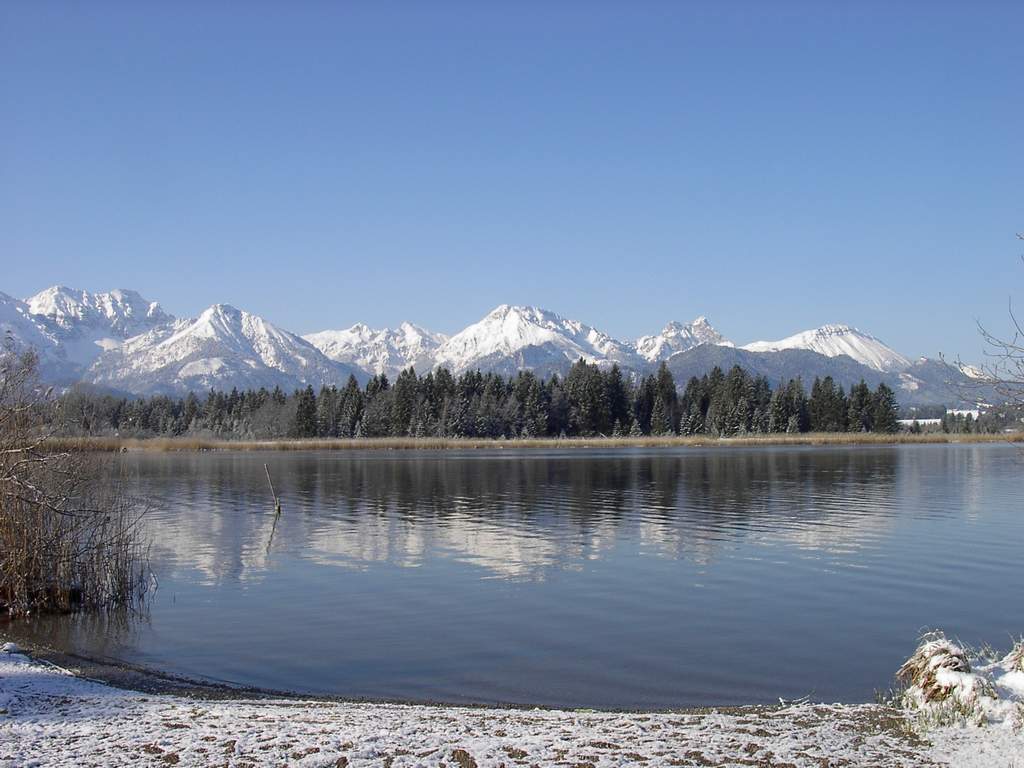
<box><xmin>4</xmin><ymin>283</ymin><xmax>976</xmax><ymax>404</ymax></box>
<box><xmin>1</xmin><ymin>291</ymin><xmax>54</xmax><ymax>349</ymax></box>
<box><xmin>635</xmin><ymin>317</ymin><xmax>733</xmax><ymax>362</ymax></box>
<box><xmin>0</xmin><ymin>291</ymin><xmax>97</xmax><ymax>384</ymax></box>
<box><xmin>432</xmin><ymin>304</ymin><xmax>643</xmax><ymax>376</ymax></box>
<box><xmin>304</xmin><ymin>322</ymin><xmax>447</xmax><ymax>378</ymax></box>
<box><xmin>742</xmin><ymin>324</ymin><xmax>911</xmax><ymax>372</ymax></box>
<box><xmin>21</xmin><ymin>286</ymin><xmax>175</xmax><ymax>372</ymax></box>
<box><xmin>0</xmin><ymin>291</ymin><xmax>66</xmax><ymax>375</ymax></box>
<box><xmin>84</xmin><ymin>303</ymin><xmax>365</xmax><ymax>395</ymax></box>
<box><xmin>25</xmin><ymin>286</ymin><xmax>171</xmax><ymax>336</ymax></box>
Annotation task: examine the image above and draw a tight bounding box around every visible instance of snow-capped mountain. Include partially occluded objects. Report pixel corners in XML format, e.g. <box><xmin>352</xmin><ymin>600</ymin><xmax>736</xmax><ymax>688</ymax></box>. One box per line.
<box><xmin>742</xmin><ymin>324</ymin><xmax>911</xmax><ymax>373</ymax></box>
<box><xmin>2</xmin><ymin>283</ymin><xmax>987</xmax><ymax>405</ymax></box>
<box><xmin>432</xmin><ymin>305</ymin><xmax>644</xmax><ymax>377</ymax></box>
<box><xmin>84</xmin><ymin>303</ymin><xmax>365</xmax><ymax>395</ymax></box>
<box><xmin>635</xmin><ymin>317</ymin><xmax>733</xmax><ymax>363</ymax></box>
<box><xmin>304</xmin><ymin>322</ymin><xmax>447</xmax><ymax>378</ymax></box>
<box><xmin>23</xmin><ymin>286</ymin><xmax>174</xmax><ymax>373</ymax></box>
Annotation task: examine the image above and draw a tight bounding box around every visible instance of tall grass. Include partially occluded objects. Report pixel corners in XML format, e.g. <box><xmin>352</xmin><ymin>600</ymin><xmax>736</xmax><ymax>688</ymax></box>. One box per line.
<box><xmin>44</xmin><ymin>431</ymin><xmax>1023</xmax><ymax>453</ymax></box>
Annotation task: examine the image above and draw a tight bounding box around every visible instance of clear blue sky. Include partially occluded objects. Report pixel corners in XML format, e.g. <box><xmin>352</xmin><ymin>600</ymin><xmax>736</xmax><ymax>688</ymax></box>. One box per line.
<box><xmin>2</xmin><ymin>2</ymin><xmax>1021</xmax><ymax>360</ymax></box>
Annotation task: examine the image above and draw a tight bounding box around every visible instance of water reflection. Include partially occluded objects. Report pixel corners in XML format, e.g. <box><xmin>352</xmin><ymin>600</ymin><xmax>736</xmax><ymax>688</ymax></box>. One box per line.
<box><xmin>134</xmin><ymin>448</ymin><xmax>916</xmax><ymax>584</ymax></box>
<box><xmin>7</xmin><ymin>444</ymin><xmax>1015</xmax><ymax>709</ymax></box>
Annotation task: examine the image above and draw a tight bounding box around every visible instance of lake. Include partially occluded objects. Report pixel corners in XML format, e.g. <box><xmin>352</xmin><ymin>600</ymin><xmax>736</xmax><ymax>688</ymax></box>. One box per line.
<box><xmin>5</xmin><ymin>444</ymin><xmax>1021</xmax><ymax>709</ymax></box>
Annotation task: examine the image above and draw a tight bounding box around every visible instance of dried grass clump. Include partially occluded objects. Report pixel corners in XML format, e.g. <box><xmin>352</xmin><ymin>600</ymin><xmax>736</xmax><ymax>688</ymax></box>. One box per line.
<box><xmin>896</xmin><ymin>633</ymin><xmax>999</xmax><ymax>730</ymax></box>
<box><xmin>897</xmin><ymin>637</ymin><xmax>974</xmax><ymax>703</ymax></box>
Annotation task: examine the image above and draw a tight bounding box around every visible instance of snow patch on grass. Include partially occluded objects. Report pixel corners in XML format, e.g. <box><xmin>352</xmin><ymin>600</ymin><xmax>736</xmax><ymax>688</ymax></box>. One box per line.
<box><xmin>896</xmin><ymin>633</ymin><xmax>1024</xmax><ymax>767</ymax></box>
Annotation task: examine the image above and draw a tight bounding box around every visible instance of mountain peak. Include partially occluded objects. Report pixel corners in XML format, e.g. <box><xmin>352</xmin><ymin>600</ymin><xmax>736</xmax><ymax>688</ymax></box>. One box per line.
<box><xmin>636</xmin><ymin>317</ymin><xmax>732</xmax><ymax>363</ymax></box>
<box><xmin>434</xmin><ymin>305</ymin><xmax>640</xmax><ymax>376</ymax></box>
<box><xmin>303</xmin><ymin>320</ymin><xmax>447</xmax><ymax>378</ymax></box>
<box><xmin>26</xmin><ymin>285</ymin><xmax>172</xmax><ymax>329</ymax></box>
<box><xmin>200</xmin><ymin>303</ymin><xmax>242</xmax><ymax>318</ymax></box>
<box><xmin>485</xmin><ymin>304</ymin><xmax>559</xmax><ymax>322</ymax></box>
<box><xmin>742</xmin><ymin>324</ymin><xmax>911</xmax><ymax>372</ymax></box>
<box><xmin>88</xmin><ymin>302</ymin><xmax>363</xmax><ymax>395</ymax></box>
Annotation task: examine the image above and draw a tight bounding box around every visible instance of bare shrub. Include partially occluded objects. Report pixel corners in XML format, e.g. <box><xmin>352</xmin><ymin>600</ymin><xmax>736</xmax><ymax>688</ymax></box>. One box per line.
<box><xmin>0</xmin><ymin>339</ymin><xmax>150</xmax><ymax>616</ymax></box>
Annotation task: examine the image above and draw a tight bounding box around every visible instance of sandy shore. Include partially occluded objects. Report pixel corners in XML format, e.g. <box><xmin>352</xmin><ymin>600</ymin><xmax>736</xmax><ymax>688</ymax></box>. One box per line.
<box><xmin>2</xmin><ymin>645</ymin><xmax>1018</xmax><ymax>768</ymax></box>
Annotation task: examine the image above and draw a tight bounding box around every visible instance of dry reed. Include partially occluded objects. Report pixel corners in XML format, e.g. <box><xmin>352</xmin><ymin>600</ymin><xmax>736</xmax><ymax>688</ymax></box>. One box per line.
<box><xmin>43</xmin><ymin>431</ymin><xmax>1022</xmax><ymax>453</ymax></box>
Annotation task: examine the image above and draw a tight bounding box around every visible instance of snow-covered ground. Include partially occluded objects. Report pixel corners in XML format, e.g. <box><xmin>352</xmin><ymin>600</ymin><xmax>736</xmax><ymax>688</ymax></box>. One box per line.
<box><xmin>1</xmin><ymin>644</ymin><xmax>1020</xmax><ymax>767</ymax></box>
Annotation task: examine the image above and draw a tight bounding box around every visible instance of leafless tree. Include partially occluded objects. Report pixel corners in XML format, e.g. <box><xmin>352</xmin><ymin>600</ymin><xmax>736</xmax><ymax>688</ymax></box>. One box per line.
<box><xmin>954</xmin><ymin>234</ymin><xmax>1024</xmax><ymax>408</ymax></box>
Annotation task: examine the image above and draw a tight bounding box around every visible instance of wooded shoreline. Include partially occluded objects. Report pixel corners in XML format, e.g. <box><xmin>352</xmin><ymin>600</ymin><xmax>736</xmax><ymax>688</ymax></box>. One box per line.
<box><xmin>46</xmin><ymin>432</ymin><xmax>1022</xmax><ymax>452</ymax></box>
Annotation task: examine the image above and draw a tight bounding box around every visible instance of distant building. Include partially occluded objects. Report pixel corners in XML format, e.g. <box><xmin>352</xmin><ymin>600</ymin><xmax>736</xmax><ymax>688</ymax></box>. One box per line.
<box><xmin>898</xmin><ymin>418</ymin><xmax>941</xmax><ymax>427</ymax></box>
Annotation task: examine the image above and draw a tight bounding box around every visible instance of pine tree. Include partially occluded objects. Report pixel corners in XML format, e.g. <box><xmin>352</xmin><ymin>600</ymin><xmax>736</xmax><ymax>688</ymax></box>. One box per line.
<box><xmin>291</xmin><ymin>385</ymin><xmax>318</xmax><ymax>438</ymax></box>
<box><xmin>606</xmin><ymin>364</ymin><xmax>630</xmax><ymax>430</ymax></box>
<box><xmin>768</xmin><ymin>388</ymin><xmax>788</xmax><ymax>433</ymax></box>
<box><xmin>650</xmin><ymin>397</ymin><xmax>670</xmax><ymax>436</ymax></box>
<box><xmin>847</xmin><ymin>381</ymin><xmax>873</xmax><ymax>432</ymax></box>
<box><xmin>784</xmin><ymin>379</ymin><xmax>809</xmax><ymax>432</ymax></box>
<box><xmin>391</xmin><ymin>367</ymin><xmax>419</xmax><ymax>436</ymax></box>
<box><xmin>871</xmin><ymin>382</ymin><xmax>900</xmax><ymax>433</ymax></box>
<box><xmin>654</xmin><ymin>362</ymin><xmax>678</xmax><ymax>430</ymax></box>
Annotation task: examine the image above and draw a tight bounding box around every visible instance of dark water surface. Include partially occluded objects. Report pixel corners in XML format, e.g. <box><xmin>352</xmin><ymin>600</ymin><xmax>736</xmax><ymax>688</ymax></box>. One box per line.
<box><xmin>7</xmin><ymin>445</ymin><xmax>1022</xmax><ymax>708</ymax></box>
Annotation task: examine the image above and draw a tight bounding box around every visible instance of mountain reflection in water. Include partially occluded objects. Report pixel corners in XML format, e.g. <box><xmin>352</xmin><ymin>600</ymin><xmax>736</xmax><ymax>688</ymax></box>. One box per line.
<box><xmin>5</xmin><ymin>445</ymin><xmax>1017</xmax><ymax>709</ymax></box>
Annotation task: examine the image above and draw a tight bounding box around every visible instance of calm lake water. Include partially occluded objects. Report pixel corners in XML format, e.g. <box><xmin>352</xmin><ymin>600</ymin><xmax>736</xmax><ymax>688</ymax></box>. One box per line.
<box><xmin>6</xmin><ymin>444</ymin><xmax>1022</xmax><ymax>709</ymax></box>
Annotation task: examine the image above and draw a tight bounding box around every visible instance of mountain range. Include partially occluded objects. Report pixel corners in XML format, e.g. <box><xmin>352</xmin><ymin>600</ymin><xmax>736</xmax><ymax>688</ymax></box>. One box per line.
<box><xmin>1</xmin><ymin>286</ymin><xmax>985</xmax><ymax>407</ymax></box>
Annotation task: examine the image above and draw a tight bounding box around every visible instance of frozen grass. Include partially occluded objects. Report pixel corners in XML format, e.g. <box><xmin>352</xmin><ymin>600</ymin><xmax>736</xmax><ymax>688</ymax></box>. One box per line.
<box><xmin>45</xmin><ymin>431</ymin><xmax>1022</xmax><ymax>453</ymax></box>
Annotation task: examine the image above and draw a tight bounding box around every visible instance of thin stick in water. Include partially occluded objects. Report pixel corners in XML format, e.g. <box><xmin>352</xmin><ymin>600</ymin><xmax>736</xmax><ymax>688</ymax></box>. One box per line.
<box><xmin>264</xmin><ymin>463</ymin><xmax>281</xmax><ymax>515</ymax></box>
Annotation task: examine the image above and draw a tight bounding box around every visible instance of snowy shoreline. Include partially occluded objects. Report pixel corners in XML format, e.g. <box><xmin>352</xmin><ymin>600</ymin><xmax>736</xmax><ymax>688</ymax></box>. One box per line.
<box><xmin>2</xmin><ymin>644</ymin><xmax>1021</xmax><ymax>767</ymax></box>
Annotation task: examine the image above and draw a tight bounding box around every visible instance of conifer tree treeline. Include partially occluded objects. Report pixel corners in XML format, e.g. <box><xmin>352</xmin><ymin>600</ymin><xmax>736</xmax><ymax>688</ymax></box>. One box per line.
<box><xmin>53</xmin><ymin>361</ymin><xmax>913</xmax><ymax>439</ymax></box>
